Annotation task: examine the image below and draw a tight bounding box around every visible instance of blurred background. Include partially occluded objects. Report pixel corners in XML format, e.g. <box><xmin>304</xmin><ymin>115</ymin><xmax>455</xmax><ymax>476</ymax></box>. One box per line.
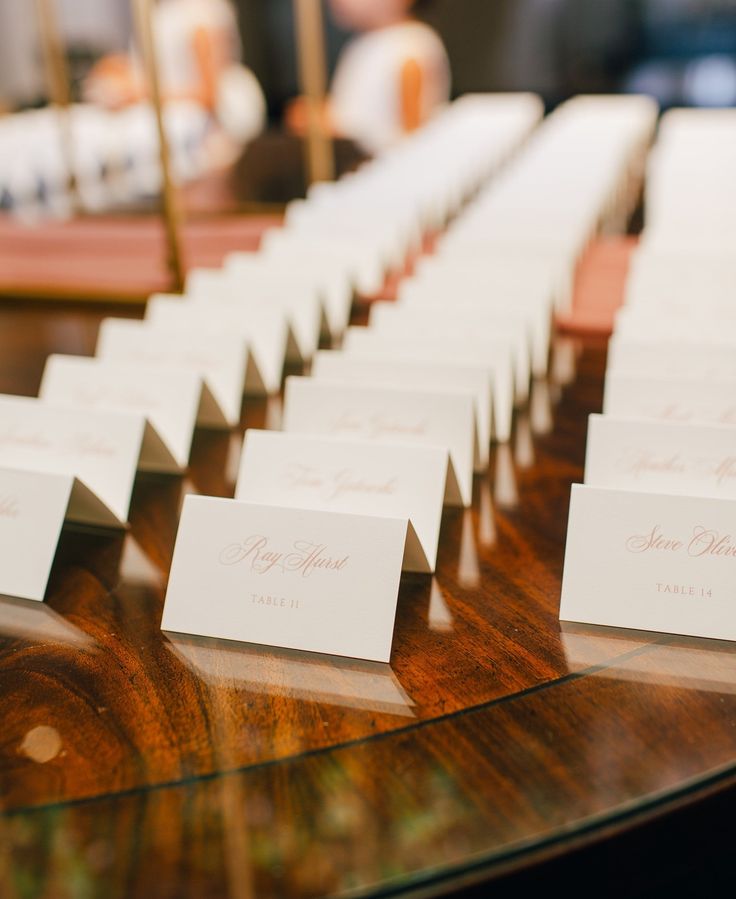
<box><xmin>2</xmin><ymin>0</ymin><xmax>736</xmax><ymax>116</ymax></box>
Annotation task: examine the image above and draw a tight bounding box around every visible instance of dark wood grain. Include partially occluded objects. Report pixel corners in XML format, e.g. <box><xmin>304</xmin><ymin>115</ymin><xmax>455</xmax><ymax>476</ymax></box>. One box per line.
<box><xmin>1</xmin><ymin>300</ymin><xmax>735</xmax><ymax>898</ymax></box>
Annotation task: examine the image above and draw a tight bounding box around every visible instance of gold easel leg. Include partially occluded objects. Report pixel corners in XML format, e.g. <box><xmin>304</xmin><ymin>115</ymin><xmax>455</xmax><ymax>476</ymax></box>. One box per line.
<box><xmin>132</xmin><ymin>0</ymin><xmax>185</xmax><ymax>292</ymax></box>
<box><xmin>35</xmin><ymin>0</ymin><xmax>79</xmax><ymax>209</ymax></box>
<box><xmin>294</xmin><ymin>0</ymin><xmax>335</xmax><ymax>186</ymax></box>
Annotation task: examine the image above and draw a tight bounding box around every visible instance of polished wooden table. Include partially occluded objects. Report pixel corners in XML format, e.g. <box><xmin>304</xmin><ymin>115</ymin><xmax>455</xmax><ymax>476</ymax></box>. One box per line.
<box><xmin>1</xmin><ymin>300</ymin><xmax>735</xmax><ymax>898</ymax></box>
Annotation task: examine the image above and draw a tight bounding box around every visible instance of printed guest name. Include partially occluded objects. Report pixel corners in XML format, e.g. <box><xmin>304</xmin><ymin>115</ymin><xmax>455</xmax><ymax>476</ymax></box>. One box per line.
<box><xmin>330</xmin><ymin>411</ymin><xmax>427</xmax><ymax>440</ymax></box>
<box><xmin>621</xmin><ymin>451</ymin><xmax>736</xmax><ymax>486</ymax></box>
<box><xmin>626</xmin><ymin>524</ymin><xmax>736</xmax><ymax>557</ymax></box>
<box><xmin>220</xmin><ymin>535</ymin><xmax>349</xmax><ymax>576</ymax></box>
<box><xmin>284</xmin><ymin>463</ymin><xmax>397</xmax><ymax>500</ymax></box>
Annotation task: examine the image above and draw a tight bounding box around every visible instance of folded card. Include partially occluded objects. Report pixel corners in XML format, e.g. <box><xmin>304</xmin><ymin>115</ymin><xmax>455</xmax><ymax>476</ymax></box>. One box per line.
<box><xmin>96</xmin><ymin>318</ymin><xmax>248</xmax><ymax>424</ymax></box>
<box><xmin>607</xmin><ymin>336</ymin><xmax>736</xmax><ymax>380</ymax></box>
<box><xmin>235</xmin><ymin>429</ymin><xmax>448</xmax><ymax>572</ymax></box>
<box><xmin>161</xmin><ymin>496</ymin><xmax>408</xmax><ymax>662</ymax></box>
<box><xmin>0</xmin><ymin>394</ymin><xmax>172</xmax><ymax>524</ymax></box>
<box><xmin>366</xmin><ymin>305</ymin><xmax>530</xmax><ymax>402</ymax></box>
<box><xmin>560</xmin><ymin>484</ymin><xmax>736</xmax><ymax>641</ymax></box>
<box><xmin>603</xmin><ymin>373</ymin><xmax>736</xmax><ymax>426</ymax></box>
<box><xmin>310</xmin><ymin>351</ymin><xmax>490</xmax><ymax>468</ymax></box>
<box><xmin>397</xmin><ymin>288</ymin><xmax>551</xmax><ymax>376</ymax></box>
<box><xmin>146</xmin><ymin>294</ymin><xmax>286</xmax><ymax>393</ymax></box>
<box><xmin>340</xmin><ymin>330</ymin><xmax>514</xmax><ymax>442</ymax></box>
<box><xmin>585</xmin><ymin>414</ymin><xmax>736</xmax><ymax>499</ymax></box>
<box><xmin>186</xmin><ymin>269</ymin><xmax>322</xmax><ymax>361</ymax></box>
<box><xmin>225</xmin><ymin>252</ymin><xmax>353</xmax><ymax>340</ymax></box>
<box><xmin>39</xmin><ymin>355</ymin><xmax>217</xmax><ymax>468</ymax></box>
<box><xmin>282</xmin><ymin>376</ymin><xmax>474</xmax><ymax>506</ymax></box>
<box><xmin>0</xmin><ymin>467</ymin><xmax>120</xmax><ymax>601</ymax></box>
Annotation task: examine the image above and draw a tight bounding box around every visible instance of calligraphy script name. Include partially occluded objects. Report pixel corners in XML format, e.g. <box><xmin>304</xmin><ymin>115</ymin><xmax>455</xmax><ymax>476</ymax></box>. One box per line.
<box><xmin>625</xmin><ymin>524</ymin><xmax>736</xmax><ymax>558</ymax></box>
<box><xmin>219</xmin><ymin>535</ymin><xmax>350</xmax><ymax>576</ymax></box>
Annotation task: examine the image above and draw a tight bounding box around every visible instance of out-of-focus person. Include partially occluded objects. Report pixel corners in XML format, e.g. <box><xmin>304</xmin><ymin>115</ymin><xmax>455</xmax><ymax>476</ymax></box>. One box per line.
<box><xmin>84</xmin><ymin>0</ymin><xmax>265</xmax><ymax>146</ymax></box>
<box><xmin>287</xmin><ymin>0</ymin><xmax>451</xmax><ymax>155</ymax></box>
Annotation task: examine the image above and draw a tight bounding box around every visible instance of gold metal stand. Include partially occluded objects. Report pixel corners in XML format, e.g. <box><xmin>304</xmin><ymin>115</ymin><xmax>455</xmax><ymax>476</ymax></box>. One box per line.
<box><xmin>294</xmin><ymin>0</ymin><xmax>334</xmax><ymax>185</ymax></box>
<box><xmin>132</xmin><ymin>0</ymin><xmax>185</xmax><ymax>291</ymax></box>
<box><xmin>35</xmin><ymin>0</ymin><xmax>78</xmax><ymax>207</ymax></box>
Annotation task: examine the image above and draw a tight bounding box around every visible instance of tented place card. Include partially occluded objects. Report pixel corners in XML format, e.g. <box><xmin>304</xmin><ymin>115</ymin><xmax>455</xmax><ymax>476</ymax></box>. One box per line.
<box><xmin>96</xmin><ymin>318</ymin><xmax>248</xmax><ymax>424</ymax></box>
<box><xmin>340</xmin><ymin>330</ymin><xmax>514</xmax><ymax>442</ymax></box>
<box><xmin>185</xmin><ymin>269</ymin><xmax>322</xmax><ymax>361</ymax></box>
<box><xmin>39</xmin><ymin>355</ymin><xmax>216</xmax><ymax>469</ymax></box>
<box><xmin>0</xmin><ymin>467</ymin><xmax>119</xmax><ymax>601</ymax></box>
<box><xmin>397</xmin><ymin>289</ymin><xmax>551</xmax><ymax>377</ymax></box>
<box><xmin>161</xmin><ymin>497</ymin><xmax>408</xmax><ymax>662</ymax></box>
<box><xmin>606</xmin><ymin>336</ymin><xmax>736</xmax><ymax>380</ymax></box>
<box><xmin>603</xmin><ymin>373</ymin><xmax>736</xmax><ymax>426</ymax></box>
<box><xmin>365</xmin><ymin>306</ymin><xmax>530</xmax><ymax>402</ymax></box>
<box><xmin>235</xmin><ymin>430</ymin><xmax>448</xmax><ymax>572</ymax></box>
<box><xmin>282</xmin><ymin>376</ymin><xmax>474</xmax><ymax>506</ymax></box>
<box><xmin>310</xmin><ymin>351</ymin><xmax>491</xmax><ymax>468</ymax></box>
<box><xmin>145</xmin><ymin>295</ymin><xmax>286</xmax><ymax>393</ymax></box>
<box><xmin>225</xmin><ymin>252</ymin><xmax>353</xmax><ymax>340</ymax></box>
<box><xmin>560</xmin><ymin>485</ymin><xmax>736</xmax><ymax>641</ymax></box>
<box><xmin>0</xmin><ymin>394</ymin><xmax>173</xmax><ymax>524</ymax></box>
<box><xmin>585</xmin><ymin>414</ymin><xmax>736</xmax><ymax>499</ymax></box>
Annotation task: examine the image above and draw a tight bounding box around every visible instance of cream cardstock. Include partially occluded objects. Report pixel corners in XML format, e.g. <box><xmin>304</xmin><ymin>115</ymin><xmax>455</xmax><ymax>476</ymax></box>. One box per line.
<box><xmin>145</xmin><ymin>295</ymin><xmax>285</xmax><ymax>394</ymax></box>
<box><xmin>161</xmin><ymin>496</ymin><xmax>407</xmax><ymax>662</ymax></box>
<box><xmin>282</xmin><ymin>376</ymin><xmax>474</xmax><ymax>506</ymax></box>
<box><xmin>225</xmin><ymin>252</ymin><xmax>353</xmax><ymax>340</ymax></box>
<box><xmin>39</xmin><ymin>355</ymin><xmax>210</xmax><ymax>468</ymax></box>
<box><xmin>585</xmin><ymin>414</ymin><xmax>736</xmax><ymax>500</ymax></box>
<box><xmin>340</xmin><ymin>330</ymin><xmax>514</xmax><ymax>442</ymax></box>
<box><xmin>0</xmin><ymin>466</ymin><xmax>121</xmax><ymax>601</ymax></box>
<box><xmin>607</xmin><ymin>335</ymin><xmax>736</xmax><ymax>380</ymax></box>
<box><xmin>310</xmin><ymin>351</ymin><xmax>490</xmax><ymax>469</ymax></box>
<box><xmin>397</xmin><ymin>287</ymin><xmax>551</xmax><ymax>376</ymax></box>
<box><xmin>235</xmin><ymin>429</ymin><xmax>448</xmax><ymax>572</ymax></box>
<box><xmin>96</xmin><ymin>318</ymin><xmax>247</xmax><ymax>423</ymax></box>
<box><xmin>603</xmin><ymin>373</ymin><xmax>736</xmax><ymax>426</ymax></box>
<box><xmin>186</xmin><ymin>269</ymin><xmax>322</xmax><ymax>361</ymax></box>
<box><xmin>366</xmin><ymin>305</ymin><xmax>530</xmax><ymax>402</ymax></box>
<box><xmin>0</xmin><ymin>394</ymin><xmax>169</xmax><ymax>524</ymax></box>
<box><xmin>560</xmin><ymin>484</ymin><xmax>736</xmax><ymax>641</ymax></box>
<box><xmin>0</xmin><ymin>468</ymin><xmax>71</xmax><ymax>601</ymax></box>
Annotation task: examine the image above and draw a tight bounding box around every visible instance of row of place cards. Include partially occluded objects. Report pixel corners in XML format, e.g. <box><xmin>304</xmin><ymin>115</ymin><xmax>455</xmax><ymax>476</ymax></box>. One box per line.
<box><xmin>560</xmin><ymin>198</ymin><xmax>736</xmax><ymax>642</ymax></box>
<box><xmin>3</xmin><ymin>96</ymin><xmax>562</xmax><ymax>660</ymax></box>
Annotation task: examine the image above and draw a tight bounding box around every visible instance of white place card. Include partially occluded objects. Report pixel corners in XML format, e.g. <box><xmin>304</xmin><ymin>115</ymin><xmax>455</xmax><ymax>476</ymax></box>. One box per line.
<box><xmin>397</xmin><ymin>287</ymin><xmax>551</xmax><ymax>376</ymax></box>
<box><xmin>366</xmin><ymin>306</ymin><xmax>530</xmax><ymax>402</ymax></box>
<box><xmin>0</xmin><ymin>394</ymin><xmax>171</xmax><ymax>524</ymax></box>
<box><xmin>282</xmin><ymin>376</ymin><xmax>474</xmax><ymax>506</ymax></box>
<box><xmin>161</xmin><ymin>496</ymin><xmax>408</xmax><ymax>662</ymax></box>
<box><xmin>310</xmin><ymin>351</ymin><xmax>490</xmax><ymax>468</ymax></box>
<box><xmin>186</xmin><ymin>269</ymin><xmax>322</xmax><ymax>361</ymax></box>
<box><xmin>603</xmin><ymin>373</ymin><xmax>736</xmax><ymax>426</ymax></box>
<box><xmin>225</xmin><ymin>252</ymin><xmax>353</xmax><ymax>340</ymax></box>
<box><xmin>340</xmin><ymin>330</ymin><xmax>514</xmax><ymax>442</ymax></box>
<box><xmin>39</xmin><ymin>355</ymin><xmax>216</xmax><ymax>469</ymax></box>
<box><xmin>560</xmin><ymin>484</ymin><xmax>736</xmax><ymax>641</ymax></box>
<box><xmin>235</xmin><ymin>430</ymin><xmax>448</xmax><ymax>572</ymax></box>
<box><xmin>146</xmin><ymin>295</ymin><xmax>286</xmax><ymax>394</ymax></box>
<box><xmin>0</xmin><ymin>468</ymin><xmax>100</xmax><ymax>601</ymax></box>
<box><xmin>607</xmin><ymin>336</ymin><xmax>736</xmax><ymax>380</ymax></box>
<box><xmin>96</xmin><ymin>318</ymin><xmax>247</xmax><ymax>424</ymax></box>
<box><xmin>585</xmin><ymin>414</ymin><xmax>736</xmax><ymax>499</ymax></box>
